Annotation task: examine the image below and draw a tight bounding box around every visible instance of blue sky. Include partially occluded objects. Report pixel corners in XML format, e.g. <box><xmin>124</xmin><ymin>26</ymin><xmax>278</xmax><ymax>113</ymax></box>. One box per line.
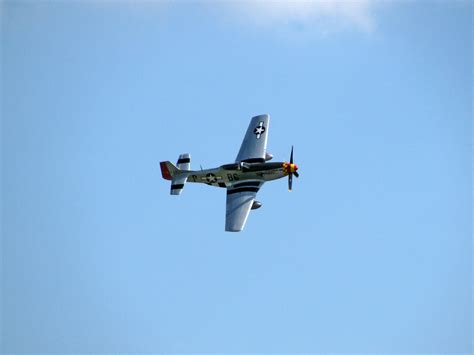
<box><xmin>1</xmin><ymin>0</ymin><xmax>472</xmax><ymax>353</ymax></box>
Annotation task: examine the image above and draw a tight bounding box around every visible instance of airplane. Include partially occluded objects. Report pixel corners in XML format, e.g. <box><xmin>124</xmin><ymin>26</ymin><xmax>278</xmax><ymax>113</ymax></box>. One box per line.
<box><xmin>160</xmin><ymin>114</ymin><xmax>299</xmax><ymax>232</ymax></box>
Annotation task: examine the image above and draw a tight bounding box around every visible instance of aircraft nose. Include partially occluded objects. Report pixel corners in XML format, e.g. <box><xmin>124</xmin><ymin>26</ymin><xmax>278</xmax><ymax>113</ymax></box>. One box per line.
<box><xmin>294</xmin><ymin>164</ymin><xmax>298</xmax><ymax>171</ymax></box>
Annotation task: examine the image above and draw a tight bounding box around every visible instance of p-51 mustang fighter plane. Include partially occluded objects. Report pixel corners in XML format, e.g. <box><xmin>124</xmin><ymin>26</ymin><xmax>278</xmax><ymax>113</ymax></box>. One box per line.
<box><xmin>160</xmin><ymin>114</ymin><xmax>299</xmax><ymax>232</ymax></box>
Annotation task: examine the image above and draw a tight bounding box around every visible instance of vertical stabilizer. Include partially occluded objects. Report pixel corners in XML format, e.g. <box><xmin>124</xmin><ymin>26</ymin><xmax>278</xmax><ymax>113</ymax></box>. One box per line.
<box><xmin>160</xmin><ymin>161</ymin><xmax>179</xmax><ymax>180</ymax></box>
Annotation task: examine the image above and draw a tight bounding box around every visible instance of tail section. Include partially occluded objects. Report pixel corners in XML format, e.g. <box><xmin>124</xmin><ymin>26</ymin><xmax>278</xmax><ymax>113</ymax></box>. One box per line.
<box><xmin>159</xmin><ymin>161</ymin><xmax>179</xmax><ymax>180</ymax></box>
<box><xmin>160</xmin><ymin>153</ymin><xmax>191</xmax><ymax>195</ymax></box>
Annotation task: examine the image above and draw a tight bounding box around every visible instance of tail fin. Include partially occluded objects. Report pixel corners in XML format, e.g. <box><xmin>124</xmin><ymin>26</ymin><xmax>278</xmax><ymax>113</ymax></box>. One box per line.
<box><xmin>160</xmin><ymin>161</ymin><xmax>179</xmax><ymax>180</ymax></box>
<box><xmin>177</xmin><ymin>153</ymin><xmax>191</xmax><ymax>171</ymax></box>
<box><xmin>160</xmin><ymin>158</ymin><xmax>190</xmax><ymax>195</ymax></box>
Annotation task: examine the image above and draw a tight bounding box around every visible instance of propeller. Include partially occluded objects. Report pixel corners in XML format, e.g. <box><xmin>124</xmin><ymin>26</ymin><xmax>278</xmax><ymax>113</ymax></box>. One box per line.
<box><xmin>287</xmin><ymin>146</ymin><xmax>299</xmax><ymax>191</ymax></box>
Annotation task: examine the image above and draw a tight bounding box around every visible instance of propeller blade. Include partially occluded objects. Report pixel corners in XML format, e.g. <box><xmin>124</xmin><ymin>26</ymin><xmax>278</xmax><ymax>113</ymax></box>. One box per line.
<box><xmin>294</xmin><ymin>171</ymin><xmax>299</xmax><ymax>178</ymax></box>
<box><xmin>290</xmin><ymin>145</ymin><xmax>294</xmax><ymax>164</ymax></box>
<box><xmin>288</xmin><ymin>173</ymin><xmax>293</xmax><ymax>191</ymax></box>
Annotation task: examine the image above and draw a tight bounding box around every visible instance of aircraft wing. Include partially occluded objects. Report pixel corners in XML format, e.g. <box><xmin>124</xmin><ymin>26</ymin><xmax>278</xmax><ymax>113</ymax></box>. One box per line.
<box><xmin>235</xmin><ymin>114</ymin><xmax>270</xmax><ymax>163</ymax></box>
<box><xmin>225</xmin><ymin>181</ymin><xmax>263</xmax><ymax>232</ymax></box>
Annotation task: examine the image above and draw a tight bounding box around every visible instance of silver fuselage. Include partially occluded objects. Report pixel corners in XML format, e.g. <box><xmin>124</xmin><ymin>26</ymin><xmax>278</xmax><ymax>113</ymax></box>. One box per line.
<box><xmin>185</xmin><ymin>162</ymin><xmax>287</xmax><ymax>188</ymax></box>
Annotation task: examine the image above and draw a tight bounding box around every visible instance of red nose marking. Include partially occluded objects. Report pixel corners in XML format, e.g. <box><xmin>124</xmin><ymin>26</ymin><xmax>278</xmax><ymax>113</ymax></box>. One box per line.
<box><xmin>294</xmin><ymin>164</ymin><xmax>298</xmax><ymax>171</ymax></box>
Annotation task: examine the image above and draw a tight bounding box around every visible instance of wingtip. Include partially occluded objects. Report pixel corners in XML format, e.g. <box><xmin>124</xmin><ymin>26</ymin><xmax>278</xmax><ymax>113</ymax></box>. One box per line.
<box><xmin>252</xmin><ymin>114</ymin><xmax>270</xmax><ymax>120</ymax></box>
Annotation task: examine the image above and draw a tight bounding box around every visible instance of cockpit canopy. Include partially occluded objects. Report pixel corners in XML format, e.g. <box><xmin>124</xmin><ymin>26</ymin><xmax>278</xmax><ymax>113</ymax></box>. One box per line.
<box><xmin>221</xmin><ymin>162</ymin><xmax>252</xmax><ymax>171</ymax></box>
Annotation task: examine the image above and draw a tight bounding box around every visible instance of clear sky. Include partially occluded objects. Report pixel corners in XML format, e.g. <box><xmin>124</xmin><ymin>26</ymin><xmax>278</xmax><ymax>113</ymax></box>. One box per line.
<box><xmin>1</xmin><ymin>0</ymin><xmax>472</xmax><ymax>353</ymax></box>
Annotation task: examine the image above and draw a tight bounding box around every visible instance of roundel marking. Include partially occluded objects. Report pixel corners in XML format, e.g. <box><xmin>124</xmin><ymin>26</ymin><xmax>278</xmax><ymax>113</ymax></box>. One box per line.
<box><xmin>206</xmin><ymin>173</ymin><xmax>217</xmax><ymax>183</ymax></box>
<box><xmin>253</xmin><ymin>121</ymin><xmax>266</xmax><ymax>139</ymax></box>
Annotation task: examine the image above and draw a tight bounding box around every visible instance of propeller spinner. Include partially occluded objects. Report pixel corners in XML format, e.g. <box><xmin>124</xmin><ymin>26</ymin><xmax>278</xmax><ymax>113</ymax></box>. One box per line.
<box><xmin>282</xmin><ymin>146</ymin><xmax>299</xmax><ymax>191</ymax></box>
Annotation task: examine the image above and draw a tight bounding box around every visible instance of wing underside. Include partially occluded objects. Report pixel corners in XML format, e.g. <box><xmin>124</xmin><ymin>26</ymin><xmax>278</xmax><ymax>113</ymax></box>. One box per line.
<box><xmin>235</xmin><ymin>114</ymin><xmax>270</xmax><ymax>163</ymax></box>
<box><xmin>225</xmin><ymin>181</ymin><xmax>263</xmax><ymax>232</ymax></box>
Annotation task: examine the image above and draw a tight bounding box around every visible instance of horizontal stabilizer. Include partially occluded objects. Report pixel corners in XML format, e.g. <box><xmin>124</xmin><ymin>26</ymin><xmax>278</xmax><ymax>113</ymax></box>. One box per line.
<box><xmin>170</xmin><ymin>175</ymin><xmax>187</xmax><ymax>195</ymax></box>
<box><xmin>177</xmin><ymin>153</ymin><xmax>191</xmax><ymax>171</ymax></box>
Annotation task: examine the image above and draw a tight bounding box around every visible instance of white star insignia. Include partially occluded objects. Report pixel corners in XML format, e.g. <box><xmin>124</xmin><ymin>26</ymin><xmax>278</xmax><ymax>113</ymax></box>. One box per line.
<box><xmin>253</xmin><ymin>122</ymin><xmax>266</xmax><ymax>139</ymax></box>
